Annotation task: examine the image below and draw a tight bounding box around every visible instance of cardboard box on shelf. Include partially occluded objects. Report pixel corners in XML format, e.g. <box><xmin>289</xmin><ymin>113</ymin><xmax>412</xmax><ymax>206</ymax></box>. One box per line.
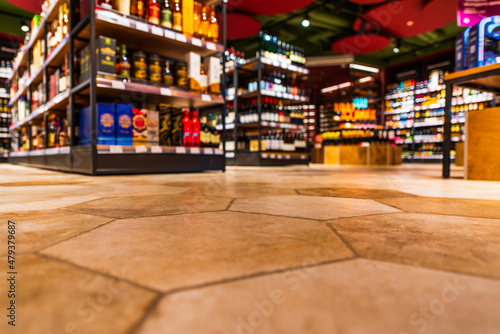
<box><xmin>133</xmin><ymin>108</ymin><xmax>148</xmax><ymax>146</ymax></box>
<box><xmin>147</xmin><ymin>110</ymin><xmax>160</xmax><ymax>145</ymax></box>
<box><xmin>205</xmin><ymin>56</ymin><xmax>221</xmax><ymax>94</ymax></box>
<box><xmin>116</xmin><ymin>104</ymin><xmax>133</xmax><ymax>146</ymax></box>
<box><xmin>185</xmin><ymin>52</ymin><xmax>201</xmax><ymax>92</ymax></box>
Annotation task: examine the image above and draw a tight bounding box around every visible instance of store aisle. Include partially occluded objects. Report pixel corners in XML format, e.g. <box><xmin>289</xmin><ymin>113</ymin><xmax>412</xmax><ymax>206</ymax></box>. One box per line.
<box><xmin>1</xmin><ymin>164</ymin><xmax>500</xmax><ymax>334</ymax></box>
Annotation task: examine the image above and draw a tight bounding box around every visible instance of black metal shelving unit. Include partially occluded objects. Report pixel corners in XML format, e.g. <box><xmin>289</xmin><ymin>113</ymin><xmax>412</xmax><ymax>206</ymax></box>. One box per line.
<box><xmin>226</xmin><ymin>55</ymin><xmax>310</xmax><ymax>166</ymax></box>
<box><xmin>8</xmin><ymin>0</ymin><xmax>227</xmax><ymax>175</ymax></box>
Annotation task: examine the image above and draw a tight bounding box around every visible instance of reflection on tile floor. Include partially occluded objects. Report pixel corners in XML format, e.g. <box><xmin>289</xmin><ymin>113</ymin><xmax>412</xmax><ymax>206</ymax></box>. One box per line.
<box><xmin>1</xmin><ymin>163</ymin><xmax>500</xmax><ymax>333</ymax></box>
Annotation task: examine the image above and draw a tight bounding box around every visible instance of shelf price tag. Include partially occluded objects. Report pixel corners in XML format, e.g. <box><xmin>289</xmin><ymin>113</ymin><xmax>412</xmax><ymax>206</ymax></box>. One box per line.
<box><xmin>204</xmin><ymin>148</ymin><xmax>214</xmax><ymax>155</ymax></box>
<box><xmin>160</xmin><ymin>88</ymin><xmax>172</xmax><ymax>96</ymax></box>
<box><xmin>111</xmin><ymin>80</ymin><xmax>126</xmax><ymax>90</ymax></box>
<box><xmin>135</xmin><ymin>145</ymin><xmax>148</xmax><ymax>153</ymax></box>
<box><xmin>136</xmin><ymin>22</ymin><xmax>149</xmax><ymax>32</ymax></box>
<box><xmin>191</xmin><ymin>147</ymin><xmax>201</xmax><ymax>154</ymax></box>
<box><xmin>206</xmin><ymin>42</ymin><xmax>216</xmax><ymax>50</ymax></box>
<box><xmin>272</xmin><ymin>60</ymin><xmax>280</xmax><ymax>67</ymax></box>
<box><xmin>151</xmin><ymin>146</ymin><xmax>162</xmax><ymax>154</ymax></box>
<box><xmin>164</xmin><ymin>29</ymin><xmax>176</xmax><ymax>39</ymax></box>
<box><xmin>277</xmin><ymin>155</ymin><xmax>283</xmax><ymax>159</ymax></box>
<box><xmin>201</xmin><ymin>94</ymin><xmax>212</xmax><ymax>102</ymax></box>
<box><xmin>152</xmin><ymin>26</ymin><xmax>164</xmax><ymax>36</ymax></box>
<box><xmin>285</xmin><ymin>155</ymin><xmax>291</xmax><ymax>159</ymax></box>
<box><xmin>117</xmin><ymin>17</ymin><xmax>130</xmax><ymax>27</ymax></box>
<box><xmin>215</xmin><ymin>149</ymin><xmax>224</xmax><ymax>155</ymax></box>
<box><xmin>175</xmin><ymin>146</ymin><xmax>187</xmax><ymax>154</ymax></box>
<box><xmin>175</xmin><ymin>33</ymin><xmax>188</xmax><ymax>43</ymax></box>
<box><xmin>110</xmin><ymin>146</ymin><xmax>123</xmax><ymax>154</ymax></box>
<box><xmin>191</xmin><ymin>38</ymin><xmax>202</xmax><ymax>47</ymax></box>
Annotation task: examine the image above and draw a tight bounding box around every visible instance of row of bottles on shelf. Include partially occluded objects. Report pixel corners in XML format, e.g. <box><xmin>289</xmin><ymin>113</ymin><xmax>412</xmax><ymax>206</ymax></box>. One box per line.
<box><xmin>98</xmin><ymin>0</ymin><xmax>219</xmax><ymax>42</ymax></box>
<box><xmin>78</xmin><ymin>36</ymin><xmax>221</xmax><ymax>94</ymax></box>
<box><xmin>403</xmin><ymin>144</ymin><xmax>446</xmax><ymax>159</ymax></box>
<box><xmin>234</xmin><ymin>130</ymin><xmax>307</xmax><ymax>152</ymax></box>
<box><xmin>225</xmin><ymin>47</ymin><xmax>246</xmax><ymax>68</ymax></box>
<box><xmin>0</xmin><ymin>116</ymin><xmax>11</xmax><ymax>132</ymax></box>
<box><xmin>395</xmin><ymin>126</ymin><xmax>465</xmax><ymax>144</ymax></box>
<box><xmin>386</xmin><ymin>73</ymin><xmax>445</xmax><ymax>96</ymax></box>
<box><xmin>77</xmin><ymin>102</ymin><xmax>220</xmax><ymax>149</ymax></box>
<box><xmin>30</xmin><ymin>115</ymin><xmax>70</xmax><ymax>149</ymax></box>
<box><xmin>260</xmin><ymin>33</ymin><xmax>306</xmax><ymax>66</ymax></box>
<box><xmin>0</xmin><ymin>61</ymin><xmax>13</xmax><ymax>77</ymax></box>
<box><xmin>235</xmin><ymin>99</ymin><xmax>305</xmax><ymax>125</ymax></box>
<box><xmin>0</xmin><ymin>138</ymin><xmax>10</xmax><ymax>154</ymax></box>
<box><xmin>321</xmin><ymin>129</ymin><xmax>390</xmax><ymax>146</ymax></box>
<box><xmin>245</xmin><ymin>70</ymin><xmax>305</xmax><ymax>96</ymax></box>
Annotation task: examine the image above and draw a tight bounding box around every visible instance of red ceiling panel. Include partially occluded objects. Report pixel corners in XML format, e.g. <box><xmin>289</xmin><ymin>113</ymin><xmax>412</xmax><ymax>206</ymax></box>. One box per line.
<box><xmin>227</xmin><ymin>0</ymin><xmax>315</xmax><ymax>16</ymax></box>
<box><xmin>332</xmin><ymin>34</ymin><xmax>391</xmax><ymax>54</ymax></box>
<box><xmin>5</xmin><ymin>0</ymin><xmax>39</xmax><ymax>14</ymax></box>
<box><xmin>226</xmin><ymin>12</ymin><xmax>261</xmax><ymax>40</ymax></box>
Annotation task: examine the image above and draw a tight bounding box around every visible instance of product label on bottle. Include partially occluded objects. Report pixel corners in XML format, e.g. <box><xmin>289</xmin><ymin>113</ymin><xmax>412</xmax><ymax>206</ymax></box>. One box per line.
<box><xmin>161</xmin><ymin>10</ymin><xmax>173</xmax><ymax>28</ymax></box>
<box><xmin>149</xmin><ymin>6</ymin><xmax>160</xmax><ymax>25</ymax></box>
<box><xmin>173</xmin><ymin>13</ymin><xmax>182</xmax><ymax>31</ymax></box>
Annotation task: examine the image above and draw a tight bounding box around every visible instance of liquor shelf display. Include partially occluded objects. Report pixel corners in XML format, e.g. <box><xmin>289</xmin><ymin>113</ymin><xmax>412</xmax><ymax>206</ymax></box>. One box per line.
<box><xmin>384</xmin><ymin>71</ymin><xmax>493</xmax><ymax>163</ymax></box>
<box><xmin>443</xmin><ymin>62</ymin><xmax>500</xmax><ymax>180</ymax></box>
<box><xmin>8</xmin><ymin>0</ymin><xmax>228</xmax><ymax>175</ymax></box>
<box><xmin>0</xmin><ymin>60</ymin><xmax>13</xmax><ymax>161</ymax></box>
<box><xmin>223</xmin><ymin>33</ymin><xmax>310</xmax><ymax>166</ymax></box>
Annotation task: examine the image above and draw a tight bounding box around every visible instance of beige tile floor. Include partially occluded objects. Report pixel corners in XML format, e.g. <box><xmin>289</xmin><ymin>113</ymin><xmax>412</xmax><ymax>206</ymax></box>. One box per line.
<box><xmin>1</xmin><ymin>163</ymin><xmax>500</xmax><ymax>334</ymax></box>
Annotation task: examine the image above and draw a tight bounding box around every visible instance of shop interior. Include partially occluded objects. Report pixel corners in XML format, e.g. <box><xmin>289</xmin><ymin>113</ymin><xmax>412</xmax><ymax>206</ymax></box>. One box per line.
<box><xmin>1</xmin><ymin>0</ymin><xmax>500</xmax><ymax>333</ymax></box>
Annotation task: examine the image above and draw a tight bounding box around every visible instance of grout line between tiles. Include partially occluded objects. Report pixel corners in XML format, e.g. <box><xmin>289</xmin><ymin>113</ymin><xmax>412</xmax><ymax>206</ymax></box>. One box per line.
<box><xmin>35</xmin><ymin>218</ymin><xmax>118</xmax><ymax>253</ymax></box>
<box><xmin>225</xmin><ymin>198</ymin><xmax>236</xmax><ymax>210</ymax></box>
<box><xmin>365</xmin><ymin>257</ymin><xmax>500</xmax><ymax>282</ymax></box>
<box><xmin>127</xmin><ymin>294</ymin><xmax>164</xmax><ymax>334</ymax></box>
<box><xmin>227</xmin><ymin>209</ymin><xmax>323</xmax><ymax>222</ymax></box>
<box><xmin>59</xmin><ymin>208</ymin><xmax>230</xmax><ymax>220</ymax></box>
<box><xmin>160</xmin><ymin>256</ymin><xmax>358</xmax><ymax>299</ymax></box>
<box><xmin>35</xmin><ymin>252</ymin><xmax>161</xmax><ymax>294</ymax></box>
<box><xmin>325</xmin><ymin>222</ymin><xmax>361</xmax><ymax>258</ymax></box>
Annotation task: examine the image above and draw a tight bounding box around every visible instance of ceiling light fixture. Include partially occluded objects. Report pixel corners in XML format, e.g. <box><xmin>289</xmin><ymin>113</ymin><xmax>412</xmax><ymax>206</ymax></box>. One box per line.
<box><xmin>21</xmin><ymin>17</ymin><xmax>30</xmax><ymax>32</ymax></box>
<box><xmin>393</xmin><ymin>40</ymin><xmax>401</xmax><ymax>53</ymax></box>
<box><xmin>359</xmin><ymin>76</ymin><xmax>373</xmax><ymax>83</ymax></box>
<box><xmin>349</xmin><ymin>63</ymin><xmax>380</xmax><ymax>73</ymax></box>
<box><xmin>302</xmin><ymin>14</ymin><xmax>310</xmax><ymax>28</ymax></box>
<box><xmin>321</xmin><ymin>82</ymin><xmax>352</xmax><ymax>93</ymax></box>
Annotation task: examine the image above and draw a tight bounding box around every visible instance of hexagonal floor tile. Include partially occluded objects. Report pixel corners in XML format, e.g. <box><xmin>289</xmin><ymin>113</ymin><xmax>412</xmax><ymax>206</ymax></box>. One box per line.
<box><xmin>296</xmin><ymin>187</ymin><xmax>417</xmax><ymax>199</ymax></box>
<box><xmin>41</xmin><ymin>211</ymin><xmax>354</xmax><ymax>292</ymax></box>
<box><xmin>330</xmin><ymin>212</ymin><xmax>500</xmax><ymax>279</ymax></box>
<box><xmin>0</xmin><ymin>254</ymin><xmax>156</xmax><ymax>334</ymax></box>
<box><xmin>137</xmin><ymin>259</ymin><xmax>500</xmax><ymax>334</ymax></box>
<box><xmin>230</xmin><ymin>195</ymin><xmax>400</xmax><ymax>220</ymax></box>
<box><xmin>0</xmin><ymin>210</ymin><xmax>114</xmax><ymax>255</ymax></box>
<box><xmin>62</xmin><ymin>194</ymin><xmax>233</xmax><ymax>218</ymax></box>
<box><xmin>378</xmin><ymin>197</ymin><xmax>500</xmax><ymax>219</ymax></box>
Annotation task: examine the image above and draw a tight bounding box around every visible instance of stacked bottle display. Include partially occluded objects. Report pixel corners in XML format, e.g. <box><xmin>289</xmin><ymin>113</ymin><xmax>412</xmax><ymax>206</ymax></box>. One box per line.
<box><xmin>97</xmin><ymin>0</ymin><xmax>219</xmax><ymax>42</ymax></box>
<box><xmin>237</xmin><ymin>130</ymin><xmax>307</xmax><ymax>153</ymax></box>
<box><xmin>237</xmin><ymin>98</ymin><xmax>305</xmax><ymax>125</ymax></box>
<box><xmin>246</xmin><ymin>70</ymin><xmax>305</xmax><ymax>97</ymax></box>
<box><xmin>259</xmin><ymin>33</ymin><xmax>306</xmax><ymax>66</ymax></box>
<box><xmin>77</xmin><ymin>37</ymin><xmax>221</xmax><ymax>95</ymax></box>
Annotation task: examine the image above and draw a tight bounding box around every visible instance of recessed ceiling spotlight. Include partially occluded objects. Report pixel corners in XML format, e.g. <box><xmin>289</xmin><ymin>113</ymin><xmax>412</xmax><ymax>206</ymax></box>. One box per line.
<box><xmin>302</xmin><ymin>14</ymin><xmax>310</xmax><ymax>28</ymax></box>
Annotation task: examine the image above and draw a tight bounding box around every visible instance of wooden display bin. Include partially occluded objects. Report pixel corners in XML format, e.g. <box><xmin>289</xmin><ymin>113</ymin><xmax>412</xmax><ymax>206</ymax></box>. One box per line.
<box><xmin>323</xmin><ymin>144</ymin><xmax>402</xmax><ymax>166</ymax></box>
<box><xmin>466</xmin><ymin>107</ymin><xmax>500</xmax><ymax>180</ymax></box>
<box><xmin>455</xmin><ymin>142</ymin><xmax>464</xmax><ymax>167</ymax></box>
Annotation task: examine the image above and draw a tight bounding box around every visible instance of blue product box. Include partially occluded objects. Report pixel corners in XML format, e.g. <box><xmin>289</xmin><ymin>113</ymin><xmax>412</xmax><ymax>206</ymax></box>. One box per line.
<box><xmin>79</xmin><ymin>103</ymin><xmax>116</xmax><ymax>146</ymax></box>
<box><xmin>456</xmin><ymin>27</ymin><xmax>471</xmax><ymax>71</ymax></box>
<box><xmin>468</xmin><ymin>16</ymin><xmax>500</xmax><ymax>69</ymax></box>
<box><xmin>116</xmin><ymin>104</ymin><xmax>133</xmax><ymax>146</ymax></box>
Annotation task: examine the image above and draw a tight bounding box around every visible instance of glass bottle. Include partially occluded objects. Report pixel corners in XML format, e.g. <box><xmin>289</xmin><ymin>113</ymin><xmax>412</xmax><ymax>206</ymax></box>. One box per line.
<box><xmin>163</xmin><ymin>60</ymin><xmax>174</xmax><ymax>85</ymax></box>
<box><xmin>193</xmin><ymin>2</ymin><xmax>201</xmax><ymax>37</ymax></box>
<box><xmin>198</xmin><ymin>4</ymin><xmax>209</xmax><ymax>38</ymax></box>
<box><xmin>119</xmin><ymin>44</ymin><xmax>131</xmax><ymax>78</ymax></box>
<box><xmin>172</xmin><ymin>0</ymin><xmax>182</xmax><ymax>32</ymax></box>
<box><xmin>148</xmin><ymin>0</ymin><xmax>160</xmax><ymax>25</ymax></box>
<box><xmin>200</xmin><ymin>63</ymin><xmax>208</xmax><ymax>93</ymax></box>
<box><xmin>161</xmin><ymin>0</ymin><xmax>173</xmax><ymax>29</ymax></box>
<box><xmin>208</xmin><ymin>5</ymin><xmax>218</xmax><ymax>42</ymax></box>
